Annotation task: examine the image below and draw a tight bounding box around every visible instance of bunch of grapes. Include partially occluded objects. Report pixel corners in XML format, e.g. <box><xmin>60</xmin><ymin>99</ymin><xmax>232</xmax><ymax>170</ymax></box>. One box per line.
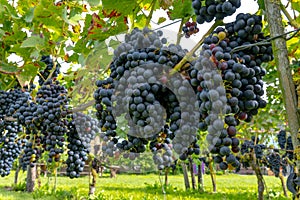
<box><xmin>0</xmin><ymin>89</ymin><xmax>32</xmax><ymax>175</ymax></box>
<box><xmin>94</xmin><ymin>27</ymin><xmax>199</xmax><ymax>170</ymax></box>
<box><xmin>182</xmin><ymin>21</ymin><xmax>199</xmax><ymax>38</ymax></box>
<box><xmin>71</xmin><ymin>112</ymin><xmax>100</xmax><ymax>151</ymax></box>
<box><xmin>35</xmin><ymin>79</ymin><xmax>69</xmax><ymax>163</ymax></box>
<box><xmin>285</xmin><ymin>136</ymin><xmax>294</xmax><ymax>160</ymax></box>
<box><xmin>192</xmin><ymin>0</ymin><xmax>241</xmax><ymax>24</ymax></box>
<box><xmin>38</xmin><ymin>55</ymin><xmax>61</xmax><ymax>85</ymax></box>
<box><xmin>65</xmin><ymin>117</ymin><xmax>89</xmax><ymax>179</ymax></box>
<box><xmin>0</xmin><ymin>121</ymin><xmax>23</xmax><ymax>176</ymax></box>
<box><xmin>12</xmin><ymin>100</ymin><xmax>46</xmax><ymax>169</ymax></box>
<box><xmin>191</xmin><ymin>13</ymin><xmax>273</xmax><ymax>169</ymax></box>
<box><xmin>277</xmin><ymin>130</ymin><xmax>286</xmax><ymax>149</ymax></box>
<box><xmin>265</xmin><ymin>152</ymin><xmax>281</xmax><ymax>177</ymax></box>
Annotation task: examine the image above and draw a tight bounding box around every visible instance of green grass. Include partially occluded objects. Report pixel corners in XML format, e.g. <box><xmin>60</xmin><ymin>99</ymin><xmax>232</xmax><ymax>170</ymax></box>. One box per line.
<box><xmin>0</xmin><ymin>171</ymin><xmax>292</xmax><ymax>200</ymax></box>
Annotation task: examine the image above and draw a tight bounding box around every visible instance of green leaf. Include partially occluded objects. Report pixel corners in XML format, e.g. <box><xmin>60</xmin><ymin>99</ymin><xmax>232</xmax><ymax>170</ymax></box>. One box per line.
<box><xmin>21</xmin><ymin>36</ymin><xmax>45</xmax><ymax>48</ymax></box>
<box><xmin>0</xmin><ymin>28</ymin><xmax>5</xmax><ymax>37</ymax></box>
<box><xmin>24</xmin><ymin>7</ymin><xmax>35</xmax><ymax>23</ymax></box>
<box><xmin>102</xmin><ymin>0</ymin><xmax>137</xmax><ymax>16</ymax></box>
<box><xmin>69</xmin><ymin>14</ymin><xmax>84</xmax><ymax>26</ymax></box>
<box><xmin>168</xmin><ymin>0</ymin><xmax>194</xmax><ymax>20</ymax></box>
<box><xmin>16</xmin><ymin>64</ymin><xmax>38</xmax><ymax>87</ymax></box>
<box><xmin>257</xmin><ymin>0</ymin><xmax>265</xmax><ymax>10</ymax></box>
<box><xmin>87</xmin><ymin>0</ymin><xmax>101</xmax><ymax>6</ymax></box>
<box><xmin>108</xmin><ymin>39</ymin><xmax>120</xmax><ymax>49</ymax></box>
<box><xmin>291</xmin><ymin>0</ymin><xmax>300</xmax><ymax>12</ymax></box>
<box><xmin>157</xmin><ymin>17</ymin><xmax>166</xmax><ymax>24</ymax></box>
<box><xmin>0</xmin><ymin>62</ymin><xmax>19</xmax><ymax>74</ymax></box>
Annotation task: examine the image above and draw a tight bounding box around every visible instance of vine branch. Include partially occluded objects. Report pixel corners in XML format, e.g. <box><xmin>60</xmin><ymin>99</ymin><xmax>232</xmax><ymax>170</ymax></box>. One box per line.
<box><xmin>71</xmin><ymin>99</ymin><xmax>95</xmax><ymax>113</ymax></box>
<box><xmin>171</xmin><ymin>20</ymin><xmax>223</xmax><ymax>74</ymax></box>
<box><xmin>280</xmin><ymin>2</ymin><xmax>300</xmax><ymax>29</ymax></box>
<box><xmin>230</xmin><ymin>27</ymin><xmax>300</xmax><ymax>54</ymax></box>
<box><xmin>176</xmin><ymin>18</ymin><xmax>185</xmax><ymax>45</ymax></box>
<box><xmin>145</xmin><ymin>0</ymin><xmax>157</xmax><ymax>27</ymax></box>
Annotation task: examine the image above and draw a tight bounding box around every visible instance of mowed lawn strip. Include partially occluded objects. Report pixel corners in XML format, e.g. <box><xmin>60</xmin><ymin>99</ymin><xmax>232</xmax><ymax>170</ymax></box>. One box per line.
<box><xmin>0</xmin><ymin>172</ymin><xmax>291</xmax><ymax>200</ymax></box>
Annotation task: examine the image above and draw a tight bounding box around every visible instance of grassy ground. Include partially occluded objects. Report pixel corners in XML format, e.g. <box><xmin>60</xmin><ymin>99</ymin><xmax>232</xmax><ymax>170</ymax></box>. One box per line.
<box><xmin>0</xmin><ymin>171</ymin><xmax>292</xmax><ymax>200</ymax></box>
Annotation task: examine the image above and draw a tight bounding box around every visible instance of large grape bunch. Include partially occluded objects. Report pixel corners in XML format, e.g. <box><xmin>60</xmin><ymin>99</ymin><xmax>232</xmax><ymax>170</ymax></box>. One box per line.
<box><xmin>191</xmin><ymin>13</ymin><xmax>273</xmax><ymax>170</ymax></box>
<box><xmin>192</xmin><ymin>0</ymin><xmax>241</xmax><ymax>24</ymax></box>
<box><xmin>35</xmin><ymin>80</ymin><xmax>70</xmax><ymax>163</ymax></box>
<box><xmin>0</xmin><ymin>121</ymin><xmax>23</xmax><ymax>176</ymax></box>
<box><xmin>277</xmin><ymin>131</ymin><xmax>294</xmax><ymax>161</ymax></box>
<box><xmin>10</xmin><ymin>101</ymin><xmax>45</xmax><ymax>169</ymax></box>
<box><xmin>0</xmin><ymin>89</ymin><xmax>30</xmax><ymax>176</ymax></box>
<box><xmin>65</xmin><ymin>112</ymin><xmax>100</xmax><ymax>178</ymax></box>
<box><xmin>38</xmin><ymin>55</ymin><xmax>61</xmax><ymax>85</ymax></box>
<box><xmin>94</xmin><ymin>27</ymin><xmax>199</xmax><ymax>170</ymax></box>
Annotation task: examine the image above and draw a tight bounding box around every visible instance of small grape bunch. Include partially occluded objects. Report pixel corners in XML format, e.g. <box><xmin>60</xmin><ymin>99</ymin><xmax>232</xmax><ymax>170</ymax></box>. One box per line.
<box><xmin>182</xmin><ymin>21</ymin><xmax>199</xmax><ymax>38</ymax></box>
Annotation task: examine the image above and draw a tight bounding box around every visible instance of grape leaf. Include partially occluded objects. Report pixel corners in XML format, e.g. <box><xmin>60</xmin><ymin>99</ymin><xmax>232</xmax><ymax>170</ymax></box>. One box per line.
<box><xmin>102</xmin><ymin>0</ymin><xmax>137</xmax><ymax>16</ymax></box>
<box><xmin>0</xmin><ymin>62</ymin><xmax>19</xmax><ymax>74</ymax></box>
<box><xmin>157</xmin><ymin>17</ymin><xmax>166</xmax><ymax>24</ymax></box>
<box><xmin>21</xmin><ymin>36</ymin><xmax>45</xmax><ymax>48</ymax></box>
<box><xmin>257</xmin><ymin>0</ymin><xmax>265</xmax><ymax>10</ymax></box>
<box><xmin>16</xmin><ymin>64</ymin><xmax>38</xmax><ymax>87</ymax></box>
<box><xmin>168</xmin><ymin>0</ymin><xmax>194</xmax><ymax>20</ymax></box>
<box><xmin>24</xmin><ymin>7</ymin><xmax>35</xmax><ymax>23</ymax></box>
<box><xmin>291</xmin><ymin>0</ymin><xmax>300</xmax><ymax>12</ymax></box>
<box><xmin>87</xmin><ymin>0</ymin><xmax>100</xmax><ymax>6</ymax></box>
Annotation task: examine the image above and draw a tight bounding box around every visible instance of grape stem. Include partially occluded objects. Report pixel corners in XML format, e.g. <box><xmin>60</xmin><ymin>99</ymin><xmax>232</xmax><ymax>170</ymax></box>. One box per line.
<box><xmin>280</xmin><ymin>2</ymin><xmax>300</xmax><ymax>29</ymax></box>
<box><xmin>145</xmin><ymin>0</ymin><xmax>157</xmax><ymax>27</ymax></box>
<box><xmin>171</xmin><ymin>20</ymin><xmax>224</xmax><ymax>75</ymax></box>
<box><xmin>3</xmin><ymin>116</ymin><xmax>17</xmax><ymax>122</ymax></box>
<box><xmin>70</xmin><ymin>99</ymin><xmax>95</xmax><ymax>113</ymax></box>
<box><xmin>176</xmin><ymin>18</ymin><xmax>185</xmax><ymax>45</ymax></box>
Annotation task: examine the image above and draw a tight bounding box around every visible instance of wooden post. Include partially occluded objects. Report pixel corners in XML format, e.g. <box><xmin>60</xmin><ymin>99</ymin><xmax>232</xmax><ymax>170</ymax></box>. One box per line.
<box><xmin>264</xmin><ymin>0</ymin><xmax>300</xmax><ymax>186</ymax></box>
<box><xmin>279</xmin><ymin>172</ymin><xmax>288</xmax><ymax>197</ymax></box>
<box><xmin>189</xmin><ymin>158</ymin><xmax>196</xmax><ymax>190</ymax></box>
<box><xmin>26</xmin><ymin>165</ymin><xmax>36</xmax><ymax>192</ymax></box>
<box><xmin>14</xmin><ymin>159</ymin><xmax>21</xmax><ymax>186</ymax></box>
<box><xmin>164</xmin><ymin>168</ymin><xmax>169</xmax><ymax>186</ymax></box>
<box><xmin>181</xmin><ymin>162</ymin><xmax>190</xmax><ymax>190</ymax></box>
<box><xmin>250</xmin><ymin>151</ymin><xmax>265</xmax><ymax>200</ymax></box>
<box><xmin>208</xmin><ymin>158</ymin><xmax>217</xmax><ymax>193</ymax></box>
<box><xmin>89</xmin><ymin>168</ymin><xmax>97</xmax><ymax>196</ymax></box>
<box><xmin>198</xmin><ymin>164</ymin><xmax>204</xmax><ymax>192</ymax></box>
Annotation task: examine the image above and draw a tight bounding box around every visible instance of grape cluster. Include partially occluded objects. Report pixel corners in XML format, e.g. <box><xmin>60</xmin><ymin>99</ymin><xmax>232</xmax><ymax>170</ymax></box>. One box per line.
<box><xmin>94</xmin><ymin>27</ymin><xmax>199</xmax><ymax>170</ymax></box>
<box><xmin>38</xmin><ymin>55</ymin><xmax>61</xmax><ymax>85</ymax></box>
<box><xmin>66</xmin><ymin>117</ymin><xmax>89</xmax><ymax>179</ymax></box>
<box><xmin>182</xmin><ymin>21</ymin><xmax>199</xmax><ymax>38</ymax></box>
<box><xmin>0</xmin><ymin>121</ymin><xmax>23</xmax><ymax>176</ymax></box>
<box><xmin>192</xmin><ymin>0</ymin><xmax>241</xmax><ymax>24</ymax></box>
<box><xmin>265</xmin><ymin>152</ymin><xmax>281</xmax><ymax>177</ymax></box>
<box><xmin>0</xmin><ymin>89</ymin><xmax>31</xmax><ymax>175</ymax></box>
<box><xmin>192</xmin><ymin>13</ymin><xmax>272</xmax><ymax>169</ymax></box>
<box><xmin>277</xmin><ymin>130</ymin><xmax>286</xmax><ymax>149</ymax></box>
<box><xmin>193</xmin><ymin>52</ymin><xmax>240</xmax><ymax>170</ymax></box>
<box><xmin>285</xmin><ymin>136</ymin><xmax>294</xmax><ymax>160</ymax></box>
<box><xmin>94</xmin><ymin>78</ymin><xmax>116</xmax><ymax>138</ymax></box>
<box><xmin>35</xmin><ymin>79</ymin><xmax>69</xmax><ymax>163</ymax></box>
<box><xmin>240</xmin><ymin>137</ymin><xmax>266</xmax><ymax>159</ymax></box>
<box><xmin>71</xmin><ymin>112</ymin><xmax>100</xmax><ymax>151</ymax></box>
